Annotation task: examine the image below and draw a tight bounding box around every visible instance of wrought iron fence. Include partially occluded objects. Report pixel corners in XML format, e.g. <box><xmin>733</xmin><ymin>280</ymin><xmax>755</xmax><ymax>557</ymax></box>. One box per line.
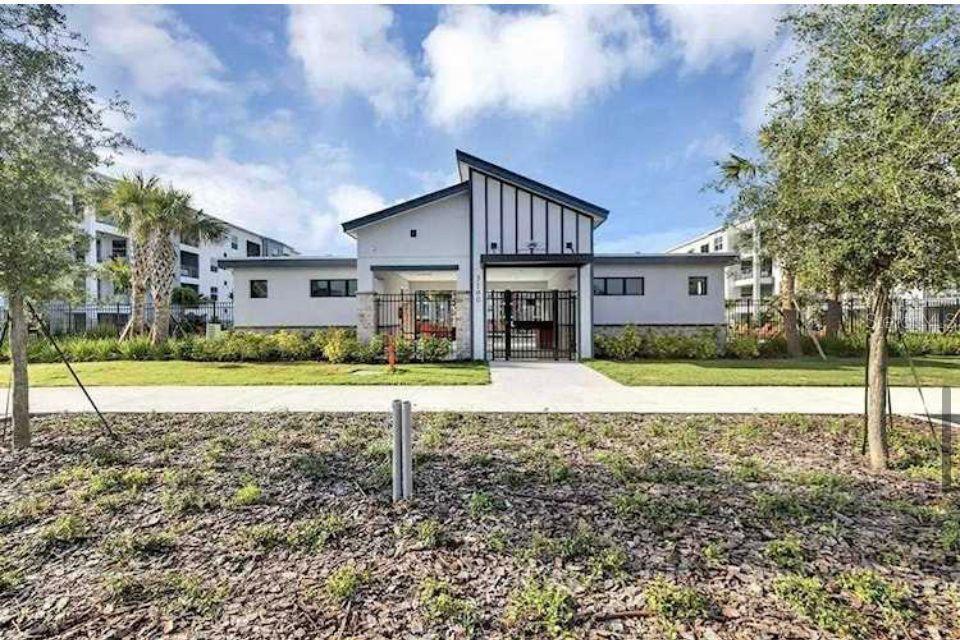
<box><xmin>726</xmin><ymin>297</ymin><xmax>960</xmax><ymax>334</ymax></box>
<box><xmin>375</xmin><ymin>292</ymin><xmax>456</xmax><ymax>341</ymax></box>
<box><xmin>0</xmin><ymin>301</ymin><xmax>233</xmax><ymax>337</ymax></box>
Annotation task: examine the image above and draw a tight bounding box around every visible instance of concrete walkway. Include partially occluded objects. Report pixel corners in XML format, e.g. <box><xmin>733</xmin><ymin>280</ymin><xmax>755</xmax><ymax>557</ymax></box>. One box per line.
<box><xmin>24</xmin><ymin>362</ymin><xmax>957</xmax><ymax>416</ymax></box>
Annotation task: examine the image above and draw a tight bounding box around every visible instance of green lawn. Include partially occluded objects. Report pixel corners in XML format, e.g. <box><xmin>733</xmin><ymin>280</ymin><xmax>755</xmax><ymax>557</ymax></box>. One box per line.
<box><xmin>587</xmin><ymin>356</ymin><xmax>960</xmax><ymax>386</ymax></box>
<box><xmin>0</xmin><ymin>360</ymin><xmax>490</xmax><ymax>387</ymax></box>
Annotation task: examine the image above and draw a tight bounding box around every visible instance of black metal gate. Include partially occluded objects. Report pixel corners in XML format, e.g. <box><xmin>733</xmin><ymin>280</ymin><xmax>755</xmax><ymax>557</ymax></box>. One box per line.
<box><xmin>486</xmin><ymin>290</ymin><xmax>577</xmax><ymax>360</ymax></box>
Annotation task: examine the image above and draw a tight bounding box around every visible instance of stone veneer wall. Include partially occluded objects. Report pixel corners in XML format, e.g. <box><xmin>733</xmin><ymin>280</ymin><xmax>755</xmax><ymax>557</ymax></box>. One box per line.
<box><xmin>356</xmin><ymin>292</ymin><xmax>376</xmax><ymax>343</ymax></box>
<box><xmin>452</xmin><ymin>291</ymin><xmax>471</xmax><ymax>360</ymax></box>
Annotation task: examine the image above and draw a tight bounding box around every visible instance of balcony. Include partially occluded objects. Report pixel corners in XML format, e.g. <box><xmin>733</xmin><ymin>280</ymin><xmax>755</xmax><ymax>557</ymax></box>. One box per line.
<box><xmin>179</xmin><ymin>265</ymin><xmax>199</xmax><ymax>279</ymax></box>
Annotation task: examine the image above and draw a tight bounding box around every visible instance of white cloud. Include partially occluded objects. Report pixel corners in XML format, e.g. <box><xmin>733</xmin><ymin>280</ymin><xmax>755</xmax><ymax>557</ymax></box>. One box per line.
<box><xmin>422</xmin><ymin>5</ymin><xmax>658</xmax><ymax>128</ymax></box>
<box><xmin>327</xmin><ymin>185</ymin><xmax>387</xmax><ymax>223</ymax></box>
<box><xmin>73</xmin><ymin>6</ymin><xmax>226</xmax><ymax>97</ymax></box>
<box><xmin>242</xmin><ymin>108</ymin><xmax>297</xmax><ymax>144</ymax></box>
<box><xmin>685</xmin><ymin>133</ymin><xmax>735</xmax><ymax>162</ymax></box>
<box><xmin>287</xmin><ymin>5</ymin><xmax>416</xmax><ymax>118</ymax></box>
<box><xmin>656</xmin><ymin>5</ymin><xmax>783</xmax><ymax>73</ymax></box>
<box><xmin>740</xmin><ymin>38</ymin><xmax>797</xmax><ymax>133</ymax></box>
<box><xmin>408</xmin><ymin>168</ymin><xmax>463</xmax><ymax>193</ymax></box>
<box><xmin>108</xmin><ymin>147</ymin><xmax>384</xmax><ymax>255</ymax></box>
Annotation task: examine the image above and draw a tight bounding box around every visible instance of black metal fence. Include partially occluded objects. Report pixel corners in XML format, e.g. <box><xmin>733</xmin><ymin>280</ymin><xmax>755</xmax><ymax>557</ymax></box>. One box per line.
<box><xmin>486</xmin><ymin>290</ymin><xmax>577</xmax><ymax>361</ymax></box>
<box><xmin>0</xmin><ymin>302</ymin><xmax>233</xmax><ymax>337</ymax></box>
<box><xmin>375</xmin><ymin>292</ymin><xmax>456</xmax><ymax>341</ymax></box>
<box><xmin>726</xmin><ymin>297</ymin><xmax>960</xmax><ymax>334</ymax></box>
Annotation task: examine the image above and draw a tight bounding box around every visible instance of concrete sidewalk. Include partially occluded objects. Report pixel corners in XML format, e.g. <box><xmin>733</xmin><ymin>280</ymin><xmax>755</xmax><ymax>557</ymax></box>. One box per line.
<box><xmin>23</xmin><ymin>361</ymin><xmax>956</xmax><ymax>416</ymax></box>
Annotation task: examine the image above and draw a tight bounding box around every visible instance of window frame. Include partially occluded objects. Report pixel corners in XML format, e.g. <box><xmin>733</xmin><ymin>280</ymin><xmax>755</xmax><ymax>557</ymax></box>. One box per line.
<box><xmin>688</xmin><ymin>276</ymin><xmax>708</xmax><ymax>296</ymax></box>
<box><xmin>713</xmin><ymin>236</ymin><xmax>724</xmax><ymax>251</ymax></box>
<box><xmin>592</xmin><ymin>277</ymin><xmax>644</xmax><ymax>296</ymax></box>
<box><xmin>249</xmin><ymin>279</ymin><xmax>268</xmax><ymax>299</ymax></box>
<box><xmin>310</xmin><ymin>278</ymin><xmax>358</xmax><ymax>298</ymax></box>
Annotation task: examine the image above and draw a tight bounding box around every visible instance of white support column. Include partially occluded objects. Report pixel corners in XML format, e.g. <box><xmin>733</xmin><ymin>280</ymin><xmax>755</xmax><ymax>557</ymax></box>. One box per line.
<box><xmin>578</xmin><ymin>263</ymin><xmax>593</xmax><ymax>359</ymax></box>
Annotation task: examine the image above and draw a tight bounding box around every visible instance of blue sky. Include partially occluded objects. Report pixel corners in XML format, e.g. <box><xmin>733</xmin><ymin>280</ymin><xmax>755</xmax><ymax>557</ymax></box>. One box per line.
<box><xmin>70</xmin><ymin>4</ymin><xmax>789</xmax><ymax>254</ymax></box>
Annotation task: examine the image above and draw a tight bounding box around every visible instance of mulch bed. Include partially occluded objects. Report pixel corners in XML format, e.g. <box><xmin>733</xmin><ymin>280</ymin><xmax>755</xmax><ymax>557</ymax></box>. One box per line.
<box><xmin>0</xmin><ymin>412</ymin><xmax>957</xmax><ymax>639</ymax></box>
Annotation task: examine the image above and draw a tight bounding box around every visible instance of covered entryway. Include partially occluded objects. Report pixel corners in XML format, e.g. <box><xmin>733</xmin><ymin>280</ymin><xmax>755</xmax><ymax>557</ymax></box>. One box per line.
<box><xmin>486</xmin><ymin>289</ymin><xmax>577</xmax><ymax>360</ymax></box>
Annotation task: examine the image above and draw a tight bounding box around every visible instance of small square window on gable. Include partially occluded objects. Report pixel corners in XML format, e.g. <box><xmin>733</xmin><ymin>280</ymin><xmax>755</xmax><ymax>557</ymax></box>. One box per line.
<box><xmin>410</xmin><ymin>229</ymin><xmax>417</xmax><ymax>238</ymax></box>
<box><xmin>490</xmin><ymin>241</ymin><xmax>498</xmax><ymax>251</ymax></box>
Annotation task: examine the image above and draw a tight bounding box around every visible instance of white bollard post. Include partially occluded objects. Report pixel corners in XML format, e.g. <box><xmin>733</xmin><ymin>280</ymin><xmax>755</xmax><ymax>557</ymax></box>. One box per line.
<box><xmin>391</xmin><ymin>399</ymin><xmax>403</xmax><ymax>502</ymax></box>
<box><xmin>401</xmin><ymin>400</ymin><xmax>413</xmax><ymax>500</ymax></box>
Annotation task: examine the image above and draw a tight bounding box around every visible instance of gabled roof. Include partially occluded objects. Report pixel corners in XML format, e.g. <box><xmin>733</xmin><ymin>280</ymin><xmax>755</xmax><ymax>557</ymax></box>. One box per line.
<box><xmin>341</xmin><ymin>182</ymin><xmax>469</xmax><ymax>236</ymax></box>
<box><xmin>455</xmin><ymin>149</ymin><xmax>609</xmax><ymax>222</ymax></box>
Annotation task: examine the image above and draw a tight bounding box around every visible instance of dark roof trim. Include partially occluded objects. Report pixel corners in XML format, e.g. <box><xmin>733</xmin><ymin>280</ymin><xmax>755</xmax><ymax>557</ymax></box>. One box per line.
<box><xmin>341</xmin><ymin>182</ymin><xmax>469</xmax><ymax>233</ymax></box>
<box><xmin>482</xmin><ymin>253</ymin><xmax>592</xmax><ymax>267</ymax></box>
<box><xmin>456</xmin><ymin>149</ymin><xmax>609</xmax><ymax>220</ymax></box>
<box><xmin>219</xmin><ymin>257</ymin><xmax>357</xmax><ymax>269</ymax></box>
<box><xmin>593</xmin><ymin>253</ymin><xmax>738</xmax><ymax>266</ymax></box>
<box><xmin>371</xmin><ymin>264</ymin><xmax>459</xmax><ymax>272</ymax></box>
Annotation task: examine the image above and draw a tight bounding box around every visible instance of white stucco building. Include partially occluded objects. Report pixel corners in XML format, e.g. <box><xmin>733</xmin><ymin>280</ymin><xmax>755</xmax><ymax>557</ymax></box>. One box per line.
<box><xmin>222</xmin><ymin>151</ymin><xmax>735</xmax><ymax>361</ymax></box>
<box><xmin>667</xmin><ymin>222</ymin><xmax>782</xmax><ymax>302</ymax></box>
<box><xmin>82</xmin><ymin>206</ymin><xmax>296</xmax><ymax>303</ymax></box>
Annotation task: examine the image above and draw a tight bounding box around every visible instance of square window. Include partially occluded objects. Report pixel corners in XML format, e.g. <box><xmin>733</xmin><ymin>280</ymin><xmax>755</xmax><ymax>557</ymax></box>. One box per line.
<box><xmin>688</xmin><ymin>276</ymin><xmax>708</xmax><ymax>296</ymax></box>
<box><xmin>565</xmin><ymin>241</ymin><xmax>573</xmax><ymax>251</ymax></box>
<box><xmin>250</xmin><ymin>280</ymin><xmax>268</xmax><ymax>299</ymax></box>
<box><xmin>606</xmin><ymin>278</ymin><xmax>625</xmax><ymax>295</ymax></box>
<box><xmin>346</xmin><ymin>279</ymin><xmax>357</xmax><ymax>297</ymax></box>
<box><xmin>490</xmin><ymin>241</ymin><xmax>498</xmax><ymax>251</ymax></box>
<box><xmin>592</xmin><ymin>278</ymin><xmax>605</xmax><ymax>295</ymax></box>
<box><xmin>713</xmin><ymin>236</ymin><xmax>724</xmax><ymax>251</ymax></box>
<box><xmin>310</xmin><ymin>279</ymin><xmax>330</xmax><ymax>297</ymax></box>
<box><xmin>410</xmin><ymin>229</ymin><xmax>417</xmax><ymax>238</ymax></box>
<box><xmin>699</xmin><ymin>243</ymin><xmax>709</xmax><ymax>253</ymax></box>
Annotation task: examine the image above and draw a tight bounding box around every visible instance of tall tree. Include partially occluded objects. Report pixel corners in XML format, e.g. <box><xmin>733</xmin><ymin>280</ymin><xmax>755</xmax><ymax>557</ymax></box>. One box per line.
<box><xmin>95</xmin><ymin>173</ymin><xmax>159</xmax><ymax>337</ymax></box>
<box><xmin>715</xmin><ymin>154</ymin><xmax>804</xmax><ymax>356</ymax></box>
<box><xmin>0</xmin><ymin>6</ymin><xmax>130</xmax><ymax>449</ymax></box>
<box><xmin>145</xmin><ymin>188</ymin><xmax>224</xmax><ymax>344</ymax></box>
<box><xmin>767</xmin><ymin>6</ymin><xmax>960</xmax><ymax>469</ymax></box>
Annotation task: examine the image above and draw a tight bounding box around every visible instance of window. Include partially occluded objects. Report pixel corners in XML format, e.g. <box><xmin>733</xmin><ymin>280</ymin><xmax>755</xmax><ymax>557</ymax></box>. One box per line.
<box><xmin>210</xmin><ymin>286</ymin><xmax>219</xmax><ymax>301</ymax></box>
<box><xmin>230</xmin><ymin>235</ymin><xmax>238</xmax><ymax>250</ymax></box>
<box><xmin>111</xmin><ymin>239</ymin><xmax>127</xmax><ymax>259</ymax></box>
<box><xmin>410</xmin><ymin>229</ymin><xmax>417</xmax><ymax>238</ymax></box>
<box><xmin>250</xmin><ymin>280</ymin><xmax>268</xmax><ymax>299</ymax></box>
<box><xmin>688</xmin><ymin>276</ymin><xmax>708</xmax><ymax>296</ymax></box>
<box><xmin>713</xmin><ymin>236</ymin><xmax>724</xmax><ymax>251</ymax></box>
<box><xmin>490</xmin><ymin>241</ymin><xmax>498</xmax><ymax>251</ymax></box>
<box><xmin>593</xmin><ymin>277</ymin><xmax>644</xmax><ymax>296</ymax></box>
<box><xmin>699</xmin><ymin>243</ymin><xmax>709</xmax><ymax>253</ymax></box>
<box><xmin>209</xmin><ymin>257</ymin><xmax>218</xmax><ymax>273</ymax></box>
<box><xmin>179</xmin><ymin>250</ymin><xmax>199</xmax><ymax>278</ymax></box>
<box><xmin>310</xmin><ymin>279</ymin><xmax>358</xmax><ymax>298</ymax></box>
<box><xmin>246</xmin><ymin>240</ymin><xmax>262</xmax><ymax>257</ymax></box>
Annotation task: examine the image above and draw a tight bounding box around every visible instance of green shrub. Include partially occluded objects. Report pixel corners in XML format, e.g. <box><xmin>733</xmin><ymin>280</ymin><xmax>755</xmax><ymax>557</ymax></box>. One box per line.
<box><xmin>169</xmin><ymin>336</ymin><xmax>197</xmax><ymax>360</ymax></box>
<box><xmin>230</xmin><ymin>483</ymin><xmax>263</xmax><ymax>507</ymax></box>
<box><xmin>773</xmin><ymin>573</ymin><xmax>863</xmax><ymax>636</ymax></box>
<box><xmin>324</xmin><ymin>564</ymin><xmax>368</xmax><ymax>604</ymax></box>
<box><xmin>392</xmin><ymin>334</ymin><xmax>415</xmax><ymax>362</ymax></box>
<box><xmin>725</xmin><ymin>333</ymin><xmax>760</xmax><ymax>359</ymax></box>
<box><xmin>355</xmin><ymin>334</ymin><xmax>385</xmax><ymax>363</ymax></box>
<box><xmin>40</xmin><ymin>514</ymin><xmax>89</xmax><ymax>545</ymax></box>
<box><xmin>267</xmin><ymin>330</ymin><xmax>311</xmax><ymax>360</ymax></box>
<box><xmin>66</xmin><ymin>337</ymin><xmax>119</xmax><ymax>362</ymax></box>
<box><xmin>323</xmin><ymin>328</ymin><xmax>359</xmax><ymax>363</ymax></box>
<box><xmin>418</xmin><ymin>336</ymin><xmax>451</xmax><ymax>362</ymax></box>
<box><xmin>643</xmin><ymin>576</ymin><xmax>710</xmax><ymax>623</ymax></box>
<box><xmin>308</xmin><ymin>329</ymin><xmax>332</xmax><ymax>358</ymax></box>
<box><xmin>116</xmin><ymin>336</ymin><xmax>156</xmax><ymax>360</ymax></box>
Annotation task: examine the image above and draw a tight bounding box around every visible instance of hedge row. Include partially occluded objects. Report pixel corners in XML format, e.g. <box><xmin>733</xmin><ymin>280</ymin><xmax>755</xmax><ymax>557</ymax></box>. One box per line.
<box><xmin>3</xmin><ymin>329</ymin><xmax>454</xmax><ymax>364</ymax></box>
<box><xmin>594</xmin><ymin>325</ymin><xmax>960</xmax><ymax>360</ymax></box>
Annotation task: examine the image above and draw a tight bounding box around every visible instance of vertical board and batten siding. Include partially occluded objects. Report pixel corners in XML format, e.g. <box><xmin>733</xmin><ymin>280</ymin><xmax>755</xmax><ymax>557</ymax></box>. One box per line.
<box><xmin>469</xmin><ymin>170</ymin><xmax>595</xmax><ymax>257</ymax></box>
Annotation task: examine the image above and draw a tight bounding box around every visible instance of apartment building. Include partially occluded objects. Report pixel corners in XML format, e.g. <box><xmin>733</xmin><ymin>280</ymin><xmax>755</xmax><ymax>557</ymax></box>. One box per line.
<box><xmin>81</xmin><ymin>205</ymin><xmax>297</xmax><ymax>303</ymax></box>
<box><xmin>667</xmin><ymin>221</ymin><xmax>781</xmax><ymax>302</ymax></box>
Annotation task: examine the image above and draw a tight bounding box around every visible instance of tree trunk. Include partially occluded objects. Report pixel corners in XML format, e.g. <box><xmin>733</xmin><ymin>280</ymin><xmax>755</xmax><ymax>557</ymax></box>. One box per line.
<box><xmin>866</xmin><ymin>281</ymin><xmax>891</xmax><ymax>470</ymax></box>
<box><xmin>9</xmin><ymin>292</ymin><xmax>30</xmax><ymax>450</ymax></box>
<box><xmin>120</xmin><ymin>239</ymin><xmax>147</xmax><ymax>341</ymax></box>
<box><xmin>824</xmin><ymin>275</ymin><xmax>842</xmax><ymax>338</ymax></box>
<box><xmin>781</xmin><ymin>270</ymin><xmax>802</xmax><ymax>357</ymax></box>
<box><xmin>148</xmin><ymin>233</ymin><xmax>176</xmax><ymax>345</ymax></box>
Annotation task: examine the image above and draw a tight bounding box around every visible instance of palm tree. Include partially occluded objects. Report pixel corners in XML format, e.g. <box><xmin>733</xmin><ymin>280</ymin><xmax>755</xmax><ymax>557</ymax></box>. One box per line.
<box><xmin>145</xmin><ymin>188</ymin><xmax>225</xmax><ymax>344</ymax></box>
<box><xmin>96</xmin><ymin>173</ymin><xmax>160</xmax><ymax>340</ymax></box>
